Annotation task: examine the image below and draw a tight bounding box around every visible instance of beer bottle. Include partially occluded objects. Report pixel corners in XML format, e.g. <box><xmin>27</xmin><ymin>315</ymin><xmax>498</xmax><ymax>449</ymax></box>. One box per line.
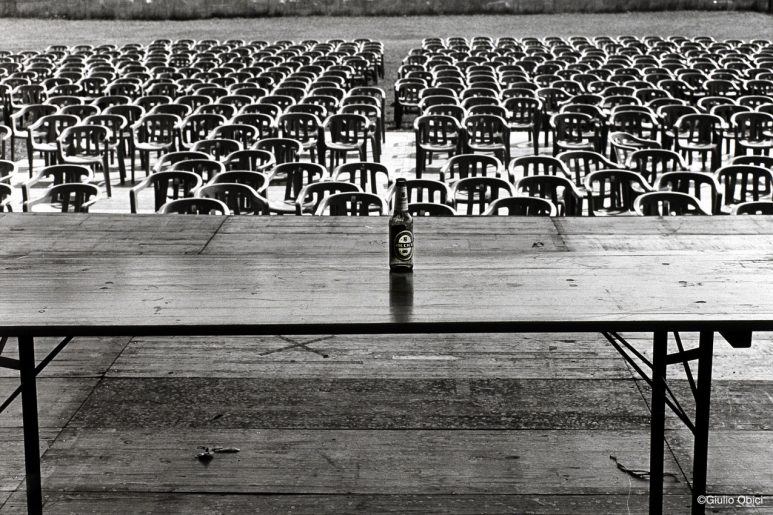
<box><xmin>389</xmin><ymin>178</ymin><xmax>414</xmax><ymax>273</ymax></box>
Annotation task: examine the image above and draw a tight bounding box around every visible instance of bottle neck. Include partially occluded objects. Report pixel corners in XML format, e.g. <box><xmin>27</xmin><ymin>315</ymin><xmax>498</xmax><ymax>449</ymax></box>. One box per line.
<box><xmin>394</xmin><ymin>182</ymin><xmax>408</xmax><ymax>214</ymax></box>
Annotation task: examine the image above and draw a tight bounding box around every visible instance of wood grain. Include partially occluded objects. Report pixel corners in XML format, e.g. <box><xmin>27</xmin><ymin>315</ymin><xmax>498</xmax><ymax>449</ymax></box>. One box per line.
<box><xmin>1</xmin><ymin>214</ymin><xmax>773</xmax><ymax>334</ymax></box>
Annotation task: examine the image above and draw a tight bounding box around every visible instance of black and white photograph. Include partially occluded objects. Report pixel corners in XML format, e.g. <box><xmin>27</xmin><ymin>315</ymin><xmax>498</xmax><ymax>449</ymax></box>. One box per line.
<box><xmin>0</xmin><ymin>0</ymin><xmax>772</xmax><ymax>513</ymax></box>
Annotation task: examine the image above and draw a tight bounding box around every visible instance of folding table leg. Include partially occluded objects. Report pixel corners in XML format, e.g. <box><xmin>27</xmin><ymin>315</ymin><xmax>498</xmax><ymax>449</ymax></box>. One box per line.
<box><xmin>691</xmin><ymin>330</ymin><xmax>714</xmax><ymax>515</ymax></box>
<box><xmin>649</xmin><ymin>330</ymin><xmax>667</xmax><ymax>515</ymax></box>
<box><xmin>18</xmin><ymin>335</ymin><xmax>43</xmax><ymax>515</ymax></box>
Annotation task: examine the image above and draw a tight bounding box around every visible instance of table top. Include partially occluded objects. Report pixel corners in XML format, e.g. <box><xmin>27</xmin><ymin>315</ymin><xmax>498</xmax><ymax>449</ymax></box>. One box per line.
<box><xmin>1</xmin><ymin>213</ymin><xmax>773</xmax><ymax>336</ymax></box>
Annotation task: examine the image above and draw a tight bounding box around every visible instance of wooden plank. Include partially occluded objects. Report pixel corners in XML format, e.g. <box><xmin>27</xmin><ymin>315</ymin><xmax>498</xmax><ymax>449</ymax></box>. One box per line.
<box><xmin>0</xmin><ymin>492</ymin><xmax>703</xmax><ymax>515</ymax></box>
<box><xmin>38</xmin><ymin>428</ymin><xmax>689</xmax><ymax>495</ymax></box>
<box><xmin>2</xmin><ymin>251</ymin><xmax>773</xmax><ymax>331</ymax></box>
<box><xmin>0</xmin><ymin>337</ymin><xmax>131</xmax><ymax>378</ymax></box>
<box><xmin>616</xmin><ymin>331</ymin><xmax>773</xmax><ymax>381</ymax></box>
<box><xmin>555</xmin><ymin>217</ymin><xmax>773</xmax><ymax>236</ymax></box>
<box><xmin>667</xmin><ymin>429</ymin><xmax>773</xmax><ymax>495</ymax></box>
<box><xmin>0</xmin><ymin>428</ymin><xmax>58</xmax><ymax>493</ymax></box>
<box><xmin>108</xmin><ymin>333</ymin><xmax>632</xmax><ymax>379</ymax></box>
<box><xmin>68</xmin><ymin>377</ymin><xmax>650</xmax><ymax>431</ymax></box>
<box><xmin>0</xmin><ymin>378</ymin><xmax>99</xmax><ymax>429</ymax></box>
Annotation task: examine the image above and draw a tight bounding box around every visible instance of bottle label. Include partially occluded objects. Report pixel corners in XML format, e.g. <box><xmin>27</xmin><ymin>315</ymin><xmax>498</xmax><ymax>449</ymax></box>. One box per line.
<box><xmin>394</xmin><ymin>230</ymin><xmax>414</xmax><ymax>260</ymax></box>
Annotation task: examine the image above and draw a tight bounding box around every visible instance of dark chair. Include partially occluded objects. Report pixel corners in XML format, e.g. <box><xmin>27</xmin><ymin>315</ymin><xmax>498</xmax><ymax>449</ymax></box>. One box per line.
<box><xmin>407</xmin><ymin>202</ymin><xmax>456</xmax><ymax>216</ymax></box>
<box><xmin>608</xmin><ymin>132</ymin><xmax>661</xmax><ymax>167</ymax></box>
<box><xmin>322</xmin><ymin>113</ymin><xmax>371</xmax><ymax>169</ymax></box>
<box><xmin>732</xmin><ymin>201</ymin><xmax>773</xmax><ymax>215</ymax></box>
<box><xmin>171</xmin><ymin>159</ymin><xmax>226</xmax><ymax>182</ymax></box>
<box><xmin>0</xmin><ymin>182</ymin><xmax>11</xmax><ymax>211</ymax></box>
<box><xmin>584</xmin><ymin>169</ymin><xmax>653</xmax><ymax>216</ymax></box>
<box><xmin>157</xmin><ymin>197</ymin><xmax>230</xmax><ymax>215</ymax></box>
<box><xmin>153</xmin><ymin>151</ymin><xmax>212</xmax><ymax>173</ymax></box>
<box><xmin>414</xmin><ymin>114</ymin><xmax>463</xmax><ymax>179</ymax></box>
<box><xmin>314</xmin><ymin>192</ymin><xmax>387</xmax><ymax>216</ymax></box>
<box><xmin>673</xmin><ymin>113</ymin><xmax>724</xmax><ymax>171</ymax></box>
<box><xmin>129</xmin><ymin>170</ymin><xmax>203</xmax><ymax>214</ymax></box>
<box><xmin>502</xmin><ymin>96</ymin><xmax>542</xmax><ymax>154</ymax></box>
<box><xmin>21</xmin><ymin>163</ymin><xmax>93</xmax><ymax>209</ymax></box>
<box><xmin>197</xmin><ymin>183</ymin><xmax>269</xmax><ymax>215</ymax></box>
<box><xmin>222</xmin><ymin>149</ymin><xmax>275</xmax><ymax>173</ymax></box>
<box><xmin>715</xmin><ymin>164</ymin><xmax>773</xmax><ymax>213</ymax></box>
<box><xmin>266</xmin><ymin>161</ymin><xmax>326</xmax><ymax>214</ymax></box>
<box><xmin>634</xmin><ymin>191</ymin><xmax>711</xmax><ymax>216</ymax></box>
<box><xmin>655</xmin><ymin>171</ymin><xmax>722</xmax><ymax>215</ymax></box>
<box><xmin>514</xmin><ymin>175</ymin><xmax>584</xmax><ymax>216</ymax></box>
<box><xmin>277</xmin><ymin>112</ymin><xmax>324</xmax><ymax>164</ymax></box>
<box><xmin>483</xmin><ymin>195</ymin><xmax>557</xmax><ymax>216</ymax></box>
<box><xmin>550</xmin><ymin>112</ymin><xmax>603</xmax><ymax>156</ymax></box>
<box><xmin>254</xmin><ymin>138</ymin><xmax>302</xmax><ymax>166</ymax></box>
<box><xmin>132</xmin><ymin>113</ymin><xmax>180</xmax><ymax>179</ymax></box>
<box><xmin>451</xmin><ymin>176</ymin><xmax>515</xmax><ymax>215</ymax></box>
<box><xmin>731</xmin><ymin>111</ymin><xmax>773</xmax><ymax>157</ymax></box>
<box><xmin>508</xmin><ymin>155</ymin><xmax>569</xmax><ymax>183</ymax></box>
<box><xmin>57</xmin><ymin>124</ymin><xmax>117</xmax><ymax>197</ymax></box>
<box><xmin>627</xmin><ymin>149</ymin><xmax>688</xmax><ymax>186</ymax></box>
<box><xmin>440</xmin><ymin>154</ymin><xmax>501</xmax><ymax>183</ymax></box>
<box><xmin>24</xmin><ymin>183</ymin><xmax>100</xmax><ymax>213</ymax></box>
<box><xmin>332</xmin><ymin>161</ymin><xmax>392</xmax><ymax>197</ymax></box>
<box><xmin>294</xmin><ymin>181</ymin><xmax>361</xmax><ymax>215</ymax></box>
<box><xmin>208</xmin><ymin>170</ymin><xmax>269</xmax><ymax>194</ymax></box>
<box><xmin>191</xmin><ymin>138</ymin><xmax>242</xmax><ymax>161</ymax></box>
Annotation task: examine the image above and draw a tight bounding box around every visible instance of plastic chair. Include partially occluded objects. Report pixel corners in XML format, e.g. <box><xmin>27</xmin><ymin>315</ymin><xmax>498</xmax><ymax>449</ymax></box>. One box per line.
<box><xmin>266</xmin><ymin>161</ymin><xmax>326</xmax><ymax>214</ymax></box>
<box><xmin>254</xmin><ymin>138</ymin><xmax>301</xmax><ymax>166</ymax></box>
<box><xmin>322</xmin><ymin>113</ymin><xmax>371</xmax><ymax>169</ymax></box>
<box><xmin>732</xmin><ymin>201</ymin><xmax>773</xmax><ymax>215</ymax></box>
<box><xmin>0</xmin><ymin>159</ymin><xmax>17</xmax><ymax>184</ymax></box>
<box><xmin>57</xmin><ymin>124</ymin><xmax>117</xmax><ymax>197</ymax></box>
<box><xmin>390</xmin><ymin>178</ymin><xmax>453</xmax><ymax>209</ymax></box>
<box><xmin>8</xmin><ymin>104</ymin><xmax>58</xmax><ymax>162</ymax></box>
<box><xmin>609</xmin><ymin>132</ymin><xmax>661</xmax><ymax>166</ymax></box>
<box><xmin>208</xmin><ymin>170</ymin><xmax>269</xmax><ymax>194</ymax></box>
<box><xmin>171</xmin><ymin>159</ymin><xmax>226</xmax><ymax>182</ymax></box>
<box><xmin>0</xmin><ymin>183</ymin><xmax>11</xmax><ymax>211</ymax></box>
<box><xmin>294</xmin><ymin>181</ymin><xmax>361</xmax><ymax>215</ymax></box>
<box><xmin>314</xmin><ymin>192</ymin><xmax>387</xmax><ymax>216</ymax></box>
<box><xmin>462</xmin><ymin>114</ymin><xmax>511</xmax><ymax>164</ymax></box>
<box><xmin>673</xmin><ymin>113</ymin><xmax>724</xmax><ymax>171</ymax></box>
<box><xmin>483</xmin><ymin>195</ymin><xmax>557</xmax><ymax>216</ymax></box>
<box><xmin>715</xmin><ymin>164</ymin><xmax>773</xmax><ymax>212</ymax></box>
<box><xmin>179</xmin><ymin>113</ymin><xmax>227</xmax><ymax>150</ymax></box>
<box><xmin>26</xmin><ymin>114</ymin><xmax>80</xmax><ymax>175</ymax></box>
<box><xmin>556</xmin><ymin>150</ymin><xmax>617</xmax><ymax>191</ymax></box>
<box><xmin>24</xmin><ymin>183</ymin><xmax>100</xmax><ymax>213</ymax></box>
<box><xmin>655</xmin><ymin>171</ymin><xmax>722</xmax><ymax>215</ymax></box>
<box><xmin>191</xmin><ymin>138</ymin><xmax>242</xmax><ymax>161</ymax></box>
<box><xmin>634</xmin><ymin>191</ymin><xmax>711</xmax><ymax>216</ymax></box>
<box><xmin>731</xmin><ymin>111</ymin><xmax>773</xmax><ymax>157</ymax></box>
<box><xmin>550</xmin><ymin>112</ymin><xmax>602</xmax><ymax>156</ymax></box>
<box><xmin>332</xmin><ymin>161</ymin><xmax>392</xmax><ymax>197</ymax></box>
<box><xmin>277</xmin><ymin>112</ymin><xmax>324</xmax><ymax>164</ymax></box>
<box><xmin>414</xmin><ymin>114</ymin><xmax>463</xmax><ymax>179</ymax></box>
<box><xmin>451</xmin><ymin>176</ymin><xmax>515</xmax><ymax>215</ymax></box>
<box><xmin>222</xmin><ymin>149</ymin><xmax>275</xmax><ymax>173</ymax></box>
<box><xmin>627</xmin><ymin>149</ymin><xmax>688</xmax><ymax>186</ymax></box>
<box><xmin>407</xmin><ymin>202</ymin><xmax>456</xmax><ymax>216</ymax></box>
<box><xmin>84</xmin><ymin>114</ymin><xmax>129</xmax><ymax>184</ymax></box>
<box><xmin>132</xmin><ymin>113</ymin><xmax>180</xmax><ymax>179</ymax></box>
<box><xmin>21</xmin><ymin>163</ymin><xmax>93</xmax><ymax>209</ymax></box>
<box><xmin>584</xmin><ymin>169</ymin><xmax>653</xmax><ymax>216</ymax></box>
<box><xmin>197</xmin><ymin>183</ymin><xmax>269</xmax><ymax>215</ymax></box>
<box><xmin>129</xmin><ymin>170</ymin><xmax>203</xmax><ymax>214</ymax></box>
<box><xmin>394</xmin><ymin>81</ymin><xmax>423</xmax><ymax>128</ymax></box>
<box><xmin>157</xmin><ymin>197</ymin><xmax>230</xmax><ymax>215</ymax></box>
<box><xmin>729</xmin><ymin>155</ymin><xmax>773</xmax><ymax>170</ymax></box>
<box><xmin>232</xmin><ymin>113</ymin><xmax>278</xmax><ymax>141</ymax></box>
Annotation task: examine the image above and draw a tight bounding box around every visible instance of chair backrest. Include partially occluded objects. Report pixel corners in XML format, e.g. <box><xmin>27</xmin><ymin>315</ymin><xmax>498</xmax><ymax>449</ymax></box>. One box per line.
<box><xmin>440</xmin><ymin>154</ymin><xmax>501</xmax><ymax>182</ymax></box>
<box><xmin>634</xmin><ymin>191</ymin><xmax>710</xmax><ymax>216</ymax></box>
<box><xmin>25</xmin><ymin>183</ymin><xmax>100</xmax><ymax>213</ymax></box>
<box><xmin>332</xmin><ymin>161</ymin><xmax>392</xmax><ymax>196</ymax></box>
<box><xmin>483</xmin><ymin>195</ymin><xmax>557</xmax><ymax>216</ymax></box>
<box><xmin>715</xmin><ymin>165</ymin><xmax>773</xmax><ymax>207</ymax></box>
<box><xmin>158</xmin><ymin>197</ymin><xmax>230</xmax><ymax>215</ymax></box>
<box><xmin>395</xmin><ymin>179</ymin><xmax>453</xmax><ymax>207</ymax></box>
<box><xmin>191</xmin><ymin>138</ymin><xmax>242</xmax><ymax>160</ymax></box>
<box><xmin>732</xmin><ymin>201</ymin><xmax>773</xmax><ymax>215</ymax></box>
<box><xmin>508</xmin><ymin>155</ymin><xmax>568</xmax><ymax>182</ymax></box>
<box><xmin>407</xmin><ymin>202</ymin><xmax>456</xmax><ymax>216</ymax></box>
<box><xmin>556</xmin><ymin>150</ymin><xmax>616</xmax><ymax>188</ymax></box>
<box><xmin>655</xmin><ymin>171</ymin><xmax>721</xmax><ymax>215</ymax></box>
<box><xmin>153</xmin><ymin>151</ymin><xmax>212</xmax><ymax>173</ymax></box>
<box><xmin>171</xmin><ymin>159</ymin><xmax>226</xmax><ymax>182</ymax></box>
<box><xmin>58</xmin><ymin>124</ymin><xmax>111</xmax><ymax>157</ymax></box>
<box><xmin>452</xmin><ymin>176</ymin><xmax>515</xmax><ymax>215</ymax></box>
<box><xmin>133</xmin><ymin>113</ymin><xmax>180</xmax><ymax>145</ymax></box>
<box><xmin>254</xmin><ymin>137</ymin><xmax>301</xmax><ymax>165</ymax></box>
<box><xmin>295</xmin><ymin>180</ymin><xmax>361</xmax><ymax>215</ymax></box>
<box><xmin>626</xmin><ymin>149</ymin><xmax>687</xmax><ymax>186</ymax></box>
<box><xmin>129</xmin><ymin>170</ymin><xmax>203</xmax><ymax>213</ymax></box>
<box><xmin>197</xmin><ymin>183</ymin><xmax>269</xmax><ymax>215</ymax></box>
<box><xmin>314</xmin><ymin>192</ymin><xmax>387</xmax><ymax>216</ymax></box>
<box><xmin>729</xmin><ymin>154</ymin><xmax>773</xmax><ymax>170</ymax></box>
<box><xmin>584</xmin><ymin>169</ymin><xmax>653</xmax><ymax>216</ymax></box>
<box><xmin>0</xmin><ymin>183</ymin><xmax>12</xmax><ymax>212</ymax></box>
<box><xmin>270</xmin><ymin>162</ymin><xmax>327</xmax><ymax>202</ymax></box>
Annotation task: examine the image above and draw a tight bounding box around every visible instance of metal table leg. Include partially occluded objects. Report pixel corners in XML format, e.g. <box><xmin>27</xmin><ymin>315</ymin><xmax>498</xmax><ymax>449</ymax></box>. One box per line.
<box><xmin>19</xmin><ymin>335</ymin><xmax>42</xmax><ymax>515</ymax></box>
<box><xmin>691</xmin><ymin>330</ymin><xmax>714</xmax><ymax>515</ymax></box>
<box><xmin>649</xmin><ymin>330</ymin><xmax>667</xmax><ymax>515</ymax></box>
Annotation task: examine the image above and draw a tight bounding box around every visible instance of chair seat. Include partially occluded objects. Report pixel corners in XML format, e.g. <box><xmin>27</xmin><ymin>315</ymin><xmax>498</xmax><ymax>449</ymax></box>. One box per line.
<box><xmin>326</xmin><ymin>142</ymin><xmax>364</xmax><ymax>152</ymax></box>
<box><xmin>268</xmin><ymin>199</ymin><xmax>297</xmax><ymax>214</ymax></box>
<box><xmin>420</xmin><ymin>142</ymin><xmax>457</xmax><ymax>153</ymax></box>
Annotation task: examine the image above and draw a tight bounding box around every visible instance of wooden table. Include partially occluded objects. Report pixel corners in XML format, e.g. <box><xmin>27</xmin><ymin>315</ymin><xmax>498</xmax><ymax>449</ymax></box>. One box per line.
<box><xmin>1</xmin><ymin>213</ymin><xmax>772</xmax><ymax>515</ymax></box>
